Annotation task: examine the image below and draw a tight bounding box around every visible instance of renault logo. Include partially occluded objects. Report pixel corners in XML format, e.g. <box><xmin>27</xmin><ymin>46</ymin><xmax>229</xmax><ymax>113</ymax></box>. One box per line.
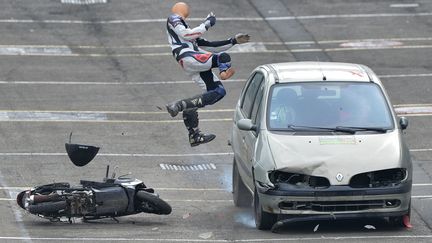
<box><xmin>336</xmin><ymin>173</ymin><xmax>344</xmax><ymax>182</ymax></box>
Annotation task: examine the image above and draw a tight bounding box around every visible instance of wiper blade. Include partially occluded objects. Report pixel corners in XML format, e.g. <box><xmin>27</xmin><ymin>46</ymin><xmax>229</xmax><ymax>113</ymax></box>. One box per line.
<box><xmin>335</xmin><ymin>126</ymin><xmax>388</xmax><ymax>133</ymax></box>
<box><xmin>287</xmin><ymin>125</ymin><xmax>356</xmax><ymax>134</ymax></box>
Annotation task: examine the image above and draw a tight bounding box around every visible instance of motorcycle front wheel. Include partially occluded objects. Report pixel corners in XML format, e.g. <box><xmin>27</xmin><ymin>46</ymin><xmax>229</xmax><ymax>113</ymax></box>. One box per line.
<box><xmin>135</xmin><ymin>191</ymin><xmax>172</xmax><ymax>215</ymax></box>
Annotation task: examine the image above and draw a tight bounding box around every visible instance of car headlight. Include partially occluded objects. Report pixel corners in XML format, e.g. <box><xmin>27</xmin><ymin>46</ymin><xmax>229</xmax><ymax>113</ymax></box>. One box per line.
<box><xmin>349</xmin><ymin>168</ymin><xmax>407</xmax><ymax>188</ymax></box>
<box><xmin>269</xmin><ymin>171</ymin><xmax>330</xmax><ymax>189</ymax></box>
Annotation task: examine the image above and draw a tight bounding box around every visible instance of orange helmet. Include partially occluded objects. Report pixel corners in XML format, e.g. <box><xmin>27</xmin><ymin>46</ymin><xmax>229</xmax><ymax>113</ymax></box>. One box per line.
<box><xmin>171</xmin><ymin>2</ymin><xmax>190</xmax><ymax>19</ymax></box>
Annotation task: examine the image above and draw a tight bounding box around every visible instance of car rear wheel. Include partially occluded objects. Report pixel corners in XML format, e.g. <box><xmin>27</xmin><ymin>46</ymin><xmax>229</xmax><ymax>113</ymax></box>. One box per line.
<box><xmin>254</xmin><ymin>187</ymin><xmax>277</xmax><ymax>230</ymax></box>
<box><xmin>232</xmin><ymin>159</ymin><xmax>252</xmax><ymax>207</ymax></box>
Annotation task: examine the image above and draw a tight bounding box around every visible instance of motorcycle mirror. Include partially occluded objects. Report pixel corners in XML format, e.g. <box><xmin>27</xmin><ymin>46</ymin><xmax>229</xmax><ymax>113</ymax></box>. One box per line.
<box><xmin>65</xmin><ymin>132</ymin><xmax>100</xmax><ymax>167</ymax></box>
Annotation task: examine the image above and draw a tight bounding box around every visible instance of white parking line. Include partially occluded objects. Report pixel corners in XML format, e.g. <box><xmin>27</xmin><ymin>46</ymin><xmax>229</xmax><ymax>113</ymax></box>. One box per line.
<box><xmin>0</xmin><ymin>148</ymin><xmax>430</xmax><ymax>157</ymax></box>
<box><xmin>0</xmin><ymin>152</ymin><xmax>234</xmax><ymax>157</ymax></box>
<box><xmin>0</xmin><ymin>109</ymin><xmax>235</xmax><ymax>115</ymax></box>
<box><xmin>0</xmin><ymin>73</ymin><xmax>430</xmax><ymax>86</ymax></box>
<box><xmin>411</xmin><ymin>149</ymin><xmax>432</xmax><ymax>152</ymax></box>
<box><xmin>0</xmin><ymin>44</ymin><xmax>431</xmax><ymax>57</ymax></box>
<box><xmin>0</xmin><ymin>79</ymin><xmax>245</xmax><ymax>85</ymax></box>
<box><xmin>0</xmin><ymin>235</ymin><xmax>431</xmax><ymax>242</ymax></box>
<box><xmin>1</xmin><ymin>12</ymin><xmax>432</xmax><ymax>24</ymax></box>
<box><xmin>0</xmin><ymin>103</ymin><xmax>431</xmax><ymax>122</ymax></box>
<box><xmin>0</xmin><ymin>118</ymin><xmax>232</xmax><ymax>123</ymax></box>
<box><xmin>390</xmin><ymin>3</ymin><xmax>419</xmax><ymax>8</ymax></box>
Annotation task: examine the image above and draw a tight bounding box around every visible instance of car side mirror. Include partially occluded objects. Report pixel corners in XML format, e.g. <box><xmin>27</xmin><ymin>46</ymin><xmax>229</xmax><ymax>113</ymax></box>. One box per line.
<box><xmin>399</xmin><ymin>117</ymin><xmax>408</xmax><ymax>130</ymax></box>
<box><xmin>237</xmin><ymin>119</ymin><xmax>257</xmax><ymax>132</ymax></box>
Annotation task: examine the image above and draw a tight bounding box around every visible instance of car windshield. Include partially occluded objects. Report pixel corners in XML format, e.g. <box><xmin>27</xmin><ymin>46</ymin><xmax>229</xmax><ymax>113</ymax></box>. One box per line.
<box><xmin>268</xmin><ymin>82</ymin><xmax>394</xmax><ymax>131</ymax></box>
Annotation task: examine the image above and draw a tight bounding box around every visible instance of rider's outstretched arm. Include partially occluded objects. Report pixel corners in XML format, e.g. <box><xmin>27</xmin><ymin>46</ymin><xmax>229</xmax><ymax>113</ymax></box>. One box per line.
<box><xmin>196</xmin><ymin>33</ymin><xmax>250</xmax><ymax>53</ymax></box>
<box><xmin>196</xmin><ymin>38</ymin><xmax>236</xmax><ymax>53</ymax></box>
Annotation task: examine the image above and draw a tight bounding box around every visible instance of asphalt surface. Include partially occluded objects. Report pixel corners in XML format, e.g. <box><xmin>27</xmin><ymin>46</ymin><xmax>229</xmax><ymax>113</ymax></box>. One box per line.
<box><xmin>0</xmin><ymin>0</ymin><xmax>432</xmax><ymax>242</ymax></box>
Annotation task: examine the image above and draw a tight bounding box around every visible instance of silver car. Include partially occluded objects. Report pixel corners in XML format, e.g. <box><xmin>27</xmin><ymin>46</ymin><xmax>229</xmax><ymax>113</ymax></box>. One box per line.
<box><xmin>230</xmin><ymin>62</ymin><xmax>412</xmax><ymax>231</ymax></box>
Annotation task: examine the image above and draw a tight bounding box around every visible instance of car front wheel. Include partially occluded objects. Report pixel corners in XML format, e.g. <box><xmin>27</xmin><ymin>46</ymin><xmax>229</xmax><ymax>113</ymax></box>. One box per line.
<box><xmin>254</xmin><ymin>187</ymin><xmax>277</xmax><ymax>230</ymax></box>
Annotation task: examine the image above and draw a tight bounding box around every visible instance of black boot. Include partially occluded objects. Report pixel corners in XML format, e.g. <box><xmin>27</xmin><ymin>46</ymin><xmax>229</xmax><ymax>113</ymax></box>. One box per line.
<box><xmin>189</xmin><ymin>130</ymin><xmax>216</xmax><ymax>147</ymax></box>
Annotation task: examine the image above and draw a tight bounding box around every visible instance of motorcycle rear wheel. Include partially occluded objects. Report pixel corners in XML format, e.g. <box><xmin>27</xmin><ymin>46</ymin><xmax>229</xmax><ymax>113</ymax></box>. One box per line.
<box><xmin>135</xmin><ymin>191</ymin><xmax>172</xmax><ymax>215</ymax></box>
<box><xmin>28</xmin><ymin>201</ymin><xmax>67</xmax><ymax>214</ymax></box>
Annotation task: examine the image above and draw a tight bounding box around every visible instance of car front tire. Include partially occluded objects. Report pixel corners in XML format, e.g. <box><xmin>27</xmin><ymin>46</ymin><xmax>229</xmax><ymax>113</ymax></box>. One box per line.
<box><xmin>232</xmin><ymin>158</ymin><xmax>252</xmax><ymax>207</ymax></box>
<box><xmin>254</xmin><ymin>187</ymin><xmax>277</xmax><ymax>230</ymax></box>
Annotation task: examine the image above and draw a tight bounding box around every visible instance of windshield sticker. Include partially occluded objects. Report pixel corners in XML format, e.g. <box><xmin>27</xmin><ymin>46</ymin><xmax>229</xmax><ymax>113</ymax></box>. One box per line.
<box><xmin>319</xmin><ymin>136</ymin><xmax>356</xmax><ymax>145</ymax></box>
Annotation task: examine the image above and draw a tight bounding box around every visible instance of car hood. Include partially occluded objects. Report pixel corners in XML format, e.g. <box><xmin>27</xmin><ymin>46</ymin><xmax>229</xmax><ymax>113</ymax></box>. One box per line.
<box><xmin>266</xmin><ymin>131</ymin><xmax>402</xmax><ymax>185</ymax></box>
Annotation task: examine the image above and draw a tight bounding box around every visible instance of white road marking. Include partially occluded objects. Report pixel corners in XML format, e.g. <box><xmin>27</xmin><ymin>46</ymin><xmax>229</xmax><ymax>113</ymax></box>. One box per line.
<box><xmin>0</xmin><ymin>147</ymin><xmax>430</xmax><ymax>157</ymax></box>
<box><xmin>410</xmin><ymin>149</ymin><xmax>432</xmax><ymax>152</ymax></box>
<box><xmin>0</xmin><ymin>152</ymin><xmax>234</xmax><ymax>157</ymax></box>
<box><xmin>61</xmin><ymin>0</ymin><xmax>107</xmax><ymax>4</ymax></box>
<box><xmin>0</xmin><ymin>46</ymin><xmax>72</xmax><ymax>55</ymax></box>
<box><xmin>0</xmin><ymin>235</ymin><xmax>431</xmax><ymax>242</ymax></box>
<box><xmin>379</xmin><ymin>73</ymin><xmax>432</xmax><ymax>78</ymax></box>
<box><xmin>412</xmin><ymin>195</ymin><xmax>432</xmax><ymax>199</ymax></box>
<box><xmin>390</xmin><ymin>3</ymin><xmax>420</xmax><ymax>8</ymax></box>
<box><xmin>0</xmin><ymin>103</ymin><xmax>430</xmax><ymax>122</ymax></box>
<box><xmin>413</xmin><ymin>183</ymin><xmax>432</xmax><ymax>186</ymax></box>
<box><xmin>160</xmin><ymin>163</ymin><xmax>217</xmax><ymax>171</ymax></box>
<box><xmin>0</xmin><ymin>118</ymin><xmax>233</xmax><ymax>123</ymax></box>
<box><xmin>164</xmin><ymin>199</ymin><xmax>233</xmax><ymax>203</ymax></box>
<box><xmin>0</xmin><ymin>79</ymin><xmax>245</xmax><ymax>85</ymax></box>
<box><xmin>0</xmin><ymin>111</ymin><xmax>107</xmax><ymax>121</ymax></box>
<box><xmin>2</xmin><ymin>12</ymin><xmax>432</xmax><ymax>25</ymax></box>
<box><xmin>0</xmin><ymin>109</ymin><xmax>232</xmax><ymax>115</ymax></box>
<box><xmin>0</xmin><ymin>44</ymin><xmax>431</xmax><ymax>56</ymax></box>
<box><xmin>0</xmin><ymin>73</ymin><xmax>431</xmax><ymax>86</ymax></box>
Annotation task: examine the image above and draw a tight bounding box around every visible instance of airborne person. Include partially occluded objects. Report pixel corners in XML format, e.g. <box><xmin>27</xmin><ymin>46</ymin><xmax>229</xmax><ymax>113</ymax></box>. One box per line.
<box><xmin>165</xmin><ymin>2</ymin><xmax>250</xmax><ymax>146</ymax></box>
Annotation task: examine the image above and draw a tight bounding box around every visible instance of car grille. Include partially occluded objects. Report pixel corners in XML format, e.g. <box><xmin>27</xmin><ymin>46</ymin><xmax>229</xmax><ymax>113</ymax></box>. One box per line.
<box><xmin>279</xmin><ymin>199</ymin><xmax>400</xmax><ymax>212</ymax></box>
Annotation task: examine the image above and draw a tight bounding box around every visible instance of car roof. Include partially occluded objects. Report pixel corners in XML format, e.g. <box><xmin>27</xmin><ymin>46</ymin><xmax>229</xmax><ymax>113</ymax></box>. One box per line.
<box><xmin>266</xmin><ymin>62</ymin><xmax>373</xmax><ymax>83</ymax></box>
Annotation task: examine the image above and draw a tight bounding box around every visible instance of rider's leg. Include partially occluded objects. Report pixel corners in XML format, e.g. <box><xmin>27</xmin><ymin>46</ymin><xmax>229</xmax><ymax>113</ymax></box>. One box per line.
<box><xmin>182</xmin><ymin>108</ymin><xmax>216</xmax><ymax>146</ymax></box>
<box><xmin>166</xmin><ymin>72</ymin><xmax>226</xmax><ymax>117</ymax></box>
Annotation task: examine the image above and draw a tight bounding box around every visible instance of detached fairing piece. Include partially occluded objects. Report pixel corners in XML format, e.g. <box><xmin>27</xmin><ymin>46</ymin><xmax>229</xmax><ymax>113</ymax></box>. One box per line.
<box><xmin>65</xmin><ymin>133</ymin><xmax>100</xmax><ymax>167</ymax></box>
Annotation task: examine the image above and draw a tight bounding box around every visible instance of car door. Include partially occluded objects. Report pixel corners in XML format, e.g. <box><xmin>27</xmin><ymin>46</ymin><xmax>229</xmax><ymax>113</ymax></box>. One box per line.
<box><xmin>234</xmin><ymin>71</ymin><xmax>265</xmax><ymax>190</ymax></box>
<box><xmin>242</xmin><ymin>80</ymin><xmax>265</xmax><ymax>189</ymax></box>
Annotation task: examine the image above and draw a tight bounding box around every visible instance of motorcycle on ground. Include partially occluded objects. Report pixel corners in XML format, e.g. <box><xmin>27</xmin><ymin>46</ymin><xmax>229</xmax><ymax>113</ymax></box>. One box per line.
<box><xmin>16</xmin><ymin>140</ymin><xmax>171</xmax><ymax>222</ymax></box>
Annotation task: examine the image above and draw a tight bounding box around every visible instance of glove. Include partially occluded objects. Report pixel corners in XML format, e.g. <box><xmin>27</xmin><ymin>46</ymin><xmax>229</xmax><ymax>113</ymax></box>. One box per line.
<box><xmin>204</xmin><ymin>12</ymin><xmax>216</xmax><ymax>30</ymax></box>
<box><xmin>234</xmin><ymin>33</ymin><xmax>250</xmax><ymax>44</ymax></box>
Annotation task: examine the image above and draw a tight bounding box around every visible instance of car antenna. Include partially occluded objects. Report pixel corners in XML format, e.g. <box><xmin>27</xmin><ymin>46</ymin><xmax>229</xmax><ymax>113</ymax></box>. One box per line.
<box><xmin>69</xmin><ymin>132</ymin><xmax>73</xmax><ymax>143</ymax></box>
<box><xmin>316</xmin><ymin>57</ymin><xmax>326</xmax><ymax>81</ymax></box>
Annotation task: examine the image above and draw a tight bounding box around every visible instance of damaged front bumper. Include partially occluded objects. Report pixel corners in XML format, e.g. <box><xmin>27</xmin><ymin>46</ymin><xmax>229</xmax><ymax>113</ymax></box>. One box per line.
<box><xmin>256</xmin><ymin>181</ymin><xmax>411</xmax><ymax>216</ymax></box>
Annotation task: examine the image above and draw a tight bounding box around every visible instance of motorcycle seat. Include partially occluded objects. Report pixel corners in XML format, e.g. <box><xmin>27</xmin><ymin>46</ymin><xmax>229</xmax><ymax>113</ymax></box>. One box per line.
<box><xmin>80</xmin><ymin>180</ymin><xmax>119</xmax><ymax>189</ymax></box>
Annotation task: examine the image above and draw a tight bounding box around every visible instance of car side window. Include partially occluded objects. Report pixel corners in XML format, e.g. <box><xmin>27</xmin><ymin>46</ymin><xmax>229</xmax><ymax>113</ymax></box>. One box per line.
<box><xmin>241</xmin><ymin>72</ymin><xmax>264</xmax><ymax>118</ymax></box>
<box><xmin>251</xmin><ymin>83</ymin><xmax>264</xmax><ymax>124</ymax></box>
